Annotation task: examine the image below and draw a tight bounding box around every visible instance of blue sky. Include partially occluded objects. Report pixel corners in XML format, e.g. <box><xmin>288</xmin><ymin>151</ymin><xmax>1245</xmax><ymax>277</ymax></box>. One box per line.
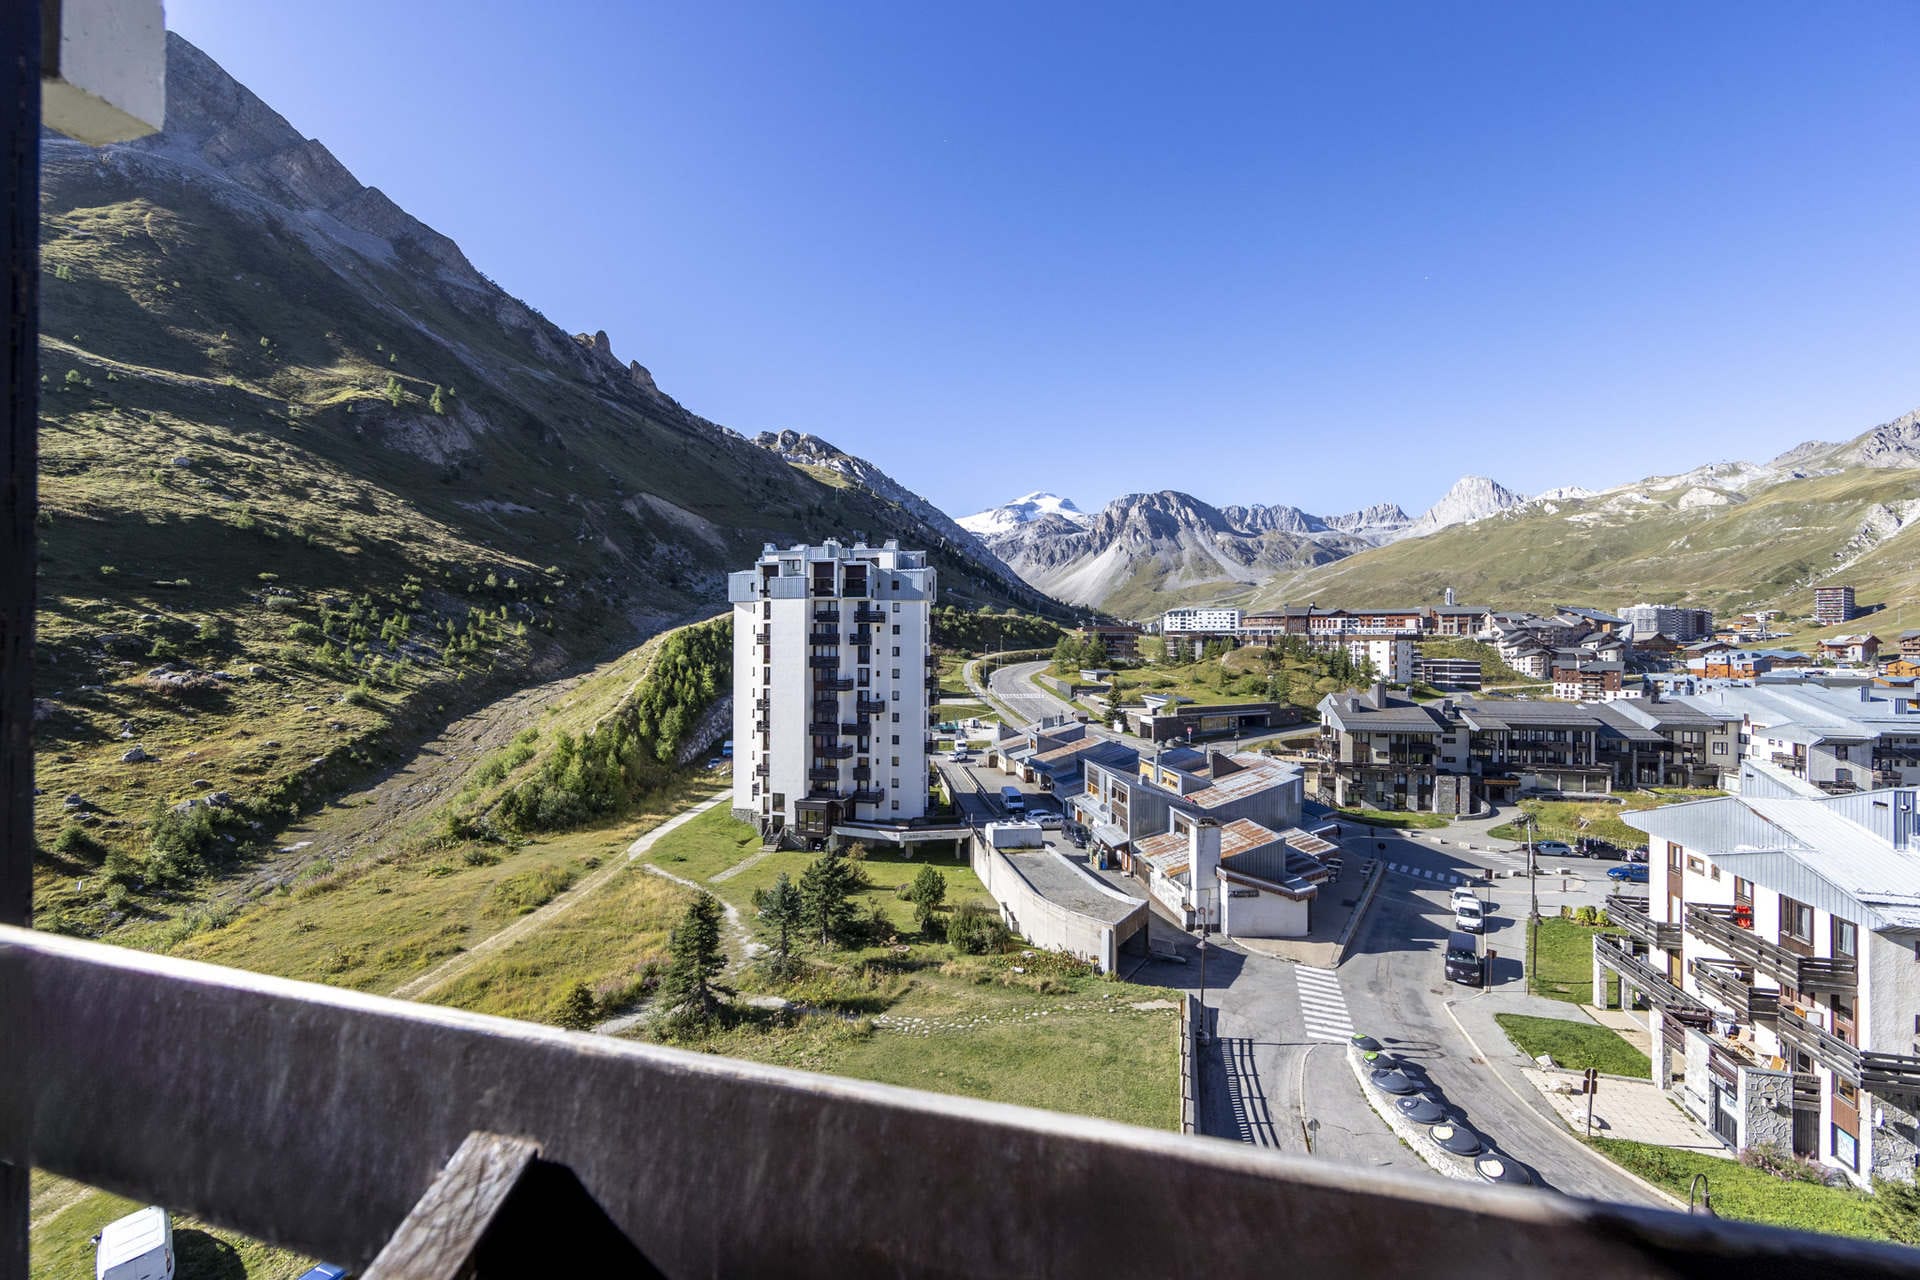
<box><xmin>167</xmin><ymin>1</ymin><xmax>1920</xmax><ymax>519</ymax></box>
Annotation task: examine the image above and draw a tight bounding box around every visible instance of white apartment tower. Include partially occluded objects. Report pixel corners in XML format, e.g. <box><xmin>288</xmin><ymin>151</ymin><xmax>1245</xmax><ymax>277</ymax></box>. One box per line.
<box><xmin>729</xmin><ymin>540</ymin><xmax>936</xmax><ymax>842</ymax></box>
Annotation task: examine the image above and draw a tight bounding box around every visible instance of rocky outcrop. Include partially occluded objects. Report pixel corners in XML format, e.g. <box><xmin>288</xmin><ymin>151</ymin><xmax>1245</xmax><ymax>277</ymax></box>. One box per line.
<box><xmin>1400</xmin><ymin>477</ymin><xmax>1528</xmax><ymax>540</ymax></box>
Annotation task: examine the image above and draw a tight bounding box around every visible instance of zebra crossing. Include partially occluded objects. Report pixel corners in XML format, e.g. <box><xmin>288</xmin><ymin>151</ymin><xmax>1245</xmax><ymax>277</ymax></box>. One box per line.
<box><xmin>1293</xmin><ymin>965</ymin><xmax>1356</xmax><ymax>1044</ymax></box>
<box><xmin>1384</xmin><ymin>861</ymin><xmax>1472</xmax><ymax>886</ymax></box>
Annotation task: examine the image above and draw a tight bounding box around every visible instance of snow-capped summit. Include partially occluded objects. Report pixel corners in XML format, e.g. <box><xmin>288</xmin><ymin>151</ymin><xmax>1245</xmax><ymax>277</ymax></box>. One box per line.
<box><xmin>957</xmin><ymin>491</ymin><xmax>1092</xmax><ymax>536</ymax></box>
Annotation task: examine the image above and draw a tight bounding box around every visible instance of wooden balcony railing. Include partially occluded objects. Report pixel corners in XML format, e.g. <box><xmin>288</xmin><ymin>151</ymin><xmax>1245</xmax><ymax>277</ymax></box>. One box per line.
<box><xmin>1604</xmin><ymin>895</ymin><xmax>1681</xmax><ymax>951</ymax></box>
<box><xmin>1776</xmin><ymin>1006</ymin><xmax>1920</xmax><ymax>1091</ymax></box>
<box><xmin>1689</xmin><ymin>957</ymin><xmax>1779</xmax><ymax>1025</ymax></box>
<box><xmin>1686</xmin><ymin>904</ymin><xmax>1856</xmax><ymax>993</ymax></box>
<box><xmin>12</xmin><ymin>928</ymin><xmax>1912</xmax><ymax>1276</ymax></box>
<box><xmin>1592</xmin><ymin>935</ymin><xmax>1713</xmax><ymax>1024</ymax></box>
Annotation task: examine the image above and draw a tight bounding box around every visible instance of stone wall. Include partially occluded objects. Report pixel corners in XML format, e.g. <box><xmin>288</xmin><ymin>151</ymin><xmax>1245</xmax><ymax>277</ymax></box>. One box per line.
<box><xmin>1737</xmin><ymin>1066</ymin><xmax>1792</xmax><ymax>1153</ymax></box>
<box><xmin>1870</xmin><ymin>1090</ymin><xmax>1920</xmax><ymax>1184</ymax></box>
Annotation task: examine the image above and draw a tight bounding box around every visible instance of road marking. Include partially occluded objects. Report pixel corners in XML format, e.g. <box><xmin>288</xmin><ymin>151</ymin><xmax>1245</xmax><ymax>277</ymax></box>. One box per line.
<box><xmin>1386</xmin><ymin>861</ymin><xmax>1467</xmax><ymax>886</ymax></box>
<box><xmin>1293</xmin><ymin>965</ymin><xmax>1355</xmax><ymax>1044</ymax></box>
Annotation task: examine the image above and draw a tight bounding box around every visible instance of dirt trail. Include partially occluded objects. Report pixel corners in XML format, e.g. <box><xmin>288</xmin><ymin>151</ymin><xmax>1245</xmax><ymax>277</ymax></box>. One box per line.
<box><xmin>389</xmin><ymin>790</ymin><xmax>731</xmax><ymax>1000</ymax></box>
<box><xmin>227</xmin><ymin>662</ymin><xmax>602</xmax><ymax>901</ymax></box>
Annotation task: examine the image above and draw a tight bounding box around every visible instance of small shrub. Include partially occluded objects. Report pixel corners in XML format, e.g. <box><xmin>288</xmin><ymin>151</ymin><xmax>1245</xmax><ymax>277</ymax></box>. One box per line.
<box><xmin>947</xmin><ymin>902</ymin><xmax>1011</xmax><ymax>955</ymax></box>
<box><xmin>286</xmin><ymin>622</ymin><xmax>322</xmax><ymax>644</ymax></box>
<box><xmin>551</xmin><ymin>981</ymin><xmax>598</xmax><ymax>1031</ymax></box>
<box><xmin>461</xmin><ymin>847</ymin><xmax>500</xmax><ymax>868</ymax></box>
<box><xmin>54</xmin><ymin>824</ymin><xmax>105</xmax><ymax>862</ymax></box>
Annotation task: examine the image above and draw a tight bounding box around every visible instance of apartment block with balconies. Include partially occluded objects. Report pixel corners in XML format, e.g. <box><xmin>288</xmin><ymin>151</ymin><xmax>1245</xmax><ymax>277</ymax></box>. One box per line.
<box><xmin>1613</xmin><ymin>788</ymin><xmax>1920</xmax><ymax>1186</ymax></box>
<box><xmin>729</xmin><ymin>540</ymin><xmax>936</xmax><ymax>842</ymax></box>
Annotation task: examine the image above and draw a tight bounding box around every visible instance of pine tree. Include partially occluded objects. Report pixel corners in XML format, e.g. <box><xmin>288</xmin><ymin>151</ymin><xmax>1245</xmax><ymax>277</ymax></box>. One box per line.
<box><xmin>907</xmin><ymin>864</ymin><xmax>947</xmax><ymax>935</ymax></box>
<box><xmin>430</xmin><ymin>384</ymin><xmax>447</xmax><ymax>415</ymax></box>
<box><xmin>553</xmin><ymin>980</ymin><xmax>597</xmax><ymax>1030</ymax></box>
<box><xmin>658</xmin><ymin>892</ymin><xmax>729</xmax><ymax>1027</ymax></box>
<box><xmin>383</xmin><ymin>373</ymin><xmax>403</xmax><ymax>407</ymax></box>
<box><xmin>753</xmin><ymin>872</ymin><xmax>804</xmax><ymax>976</ymax></box>
<box><xmin>798</xmin><ymin>848</ymin><xmax>865</xmax><ymax>948</ymax></box>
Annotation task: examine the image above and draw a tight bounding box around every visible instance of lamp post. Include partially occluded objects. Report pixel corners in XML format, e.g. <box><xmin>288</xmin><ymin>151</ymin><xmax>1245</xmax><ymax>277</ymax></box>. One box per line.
<box><xmin>1526</xmin><ymin>814</ymin><xmax>1540</xmax><ymax>987</ymax></box>
<box><xmin>1195</xmin><ymin>886</ymin><xmax>1213</xmax><ymax>1046</ymax></box>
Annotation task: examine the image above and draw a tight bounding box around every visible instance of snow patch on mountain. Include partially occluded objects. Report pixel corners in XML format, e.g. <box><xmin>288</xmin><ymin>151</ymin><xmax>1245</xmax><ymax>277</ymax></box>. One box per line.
<box><xmin>958</xmin><ymin>491</ymin><xmax>1092</xmax><ymax>536</ymax></box>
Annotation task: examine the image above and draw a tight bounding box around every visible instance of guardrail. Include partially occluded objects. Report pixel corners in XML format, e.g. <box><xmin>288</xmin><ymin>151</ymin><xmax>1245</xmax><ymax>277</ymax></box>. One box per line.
<box><xmin>1180</xmin><ymin>994</ymin><xmax>1199</xmax><ymax>1135</ymax></box>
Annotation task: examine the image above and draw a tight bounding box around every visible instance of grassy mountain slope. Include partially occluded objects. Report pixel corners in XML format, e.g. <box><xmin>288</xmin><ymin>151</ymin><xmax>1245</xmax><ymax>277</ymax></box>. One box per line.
<box><xmin>1256</xmin><ymin>463</ymin><xmax>1920</xmax><ymax>619</ymax></box>
<box><xmin>30</xmin><ymin>35</ymin><xmax>1049</xmax><ymax>932</ymax></box>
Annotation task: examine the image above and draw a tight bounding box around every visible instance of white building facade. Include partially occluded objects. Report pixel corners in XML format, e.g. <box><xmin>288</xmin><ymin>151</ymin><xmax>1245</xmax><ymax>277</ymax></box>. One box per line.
<box><xmin>729</xmin><ymin>540</ymin><xmax>936</xmax><ymax>842</ymax></box>
<box><xmin>1604</xmin><ymin>789</ymin><xmax>1920</xmax><ymax>1186</ymax></box>
<box><xmin>1162</xmin><ymin>607</ymin><xmax>1243</xmax><ymax>634</ymax></box>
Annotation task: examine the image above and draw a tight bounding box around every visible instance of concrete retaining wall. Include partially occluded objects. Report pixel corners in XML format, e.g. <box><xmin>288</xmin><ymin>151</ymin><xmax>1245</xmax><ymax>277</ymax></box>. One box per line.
<box><xmin>969</xmin><ymin>837</ymin><xmax>1143</xmax><ymax>973</ymax></box>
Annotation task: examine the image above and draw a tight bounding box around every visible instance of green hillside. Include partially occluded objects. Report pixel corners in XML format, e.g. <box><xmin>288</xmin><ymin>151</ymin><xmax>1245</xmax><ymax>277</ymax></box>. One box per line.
<box><xmin>29</xmin><ymin>37</ymin><xmax>1049</xmax><ymax>937</ymax></box>
<box><xmin>1258</xmin><ymin>467</ymin><xmax>1920</xmax><ymax>623</ymax></box>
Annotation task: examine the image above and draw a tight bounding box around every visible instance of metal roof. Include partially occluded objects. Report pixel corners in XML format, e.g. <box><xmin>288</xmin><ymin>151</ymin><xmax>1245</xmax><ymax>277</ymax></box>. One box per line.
<box><xmin>1628</xmin><ymin>788</ymin><xmax>1920</xmax><ymax>931</ymax></box>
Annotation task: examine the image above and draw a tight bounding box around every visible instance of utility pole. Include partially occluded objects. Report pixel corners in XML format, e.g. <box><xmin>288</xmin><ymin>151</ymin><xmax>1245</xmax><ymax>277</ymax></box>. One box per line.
<box><xmin>1195</xmin><ymin>887</ymin><xmax>1212</xmax><ymax>1046</ymax></box>
<box><xmin>1526</xmin><ymin>814</ymin><xmax>1540</xmax><ymax>989</ymax></box>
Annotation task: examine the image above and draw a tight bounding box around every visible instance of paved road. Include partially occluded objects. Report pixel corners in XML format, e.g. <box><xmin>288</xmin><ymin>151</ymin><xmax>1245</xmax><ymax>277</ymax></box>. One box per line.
<box><xmin>1336</xmin><ymin>829</ymin><xmax>1663</xmax><ymax>1206</ymax></box>
<box><xmin>985</xmin><ymin>659</ymin><xmax>1081</xmax><ymax>725</ymax></box>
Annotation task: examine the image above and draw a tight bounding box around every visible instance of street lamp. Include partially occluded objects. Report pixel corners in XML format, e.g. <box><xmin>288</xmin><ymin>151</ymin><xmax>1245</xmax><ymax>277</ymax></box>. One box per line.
<box><xmin>1195</xmin><ymin>886</ymin><xmax>1213</xmax><ymax>1046</ymax></box>
<box><xmin>1525</xmin><ymin>814</ymin><xmax>1540</xmax><ymax>987</ymax></box>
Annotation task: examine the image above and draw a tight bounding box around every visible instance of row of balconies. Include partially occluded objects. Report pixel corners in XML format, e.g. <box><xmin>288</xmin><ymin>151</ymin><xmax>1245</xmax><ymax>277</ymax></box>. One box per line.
<box><xmin>1774</xmin><ymin>1006</ymin><xmax>1920</xmax><ymax>1091</ymax></box>
<box><xmin>1685</xmin><ymin>903</ymin><xmax>1857</xmax><ymax>993</ymax></box>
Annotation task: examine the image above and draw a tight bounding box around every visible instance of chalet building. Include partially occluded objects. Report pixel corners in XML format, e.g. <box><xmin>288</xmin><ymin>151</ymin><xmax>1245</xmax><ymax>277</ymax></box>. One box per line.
<box><xmin>1902</xmin><ymin>631</ymin><xmax>1920</xmax><ymax>662</ymax></box>
<box><xmin>1131</xmin><ymin>814</ymin><xmax>1338</xmax><ymax>937</ymax></box>
<box><xmin>1818</xmin><ymin>635</ymin><xmax>1882</xmax><ymax>666</ymax></box>
<box><xmin>1598</xmin><ymin>788</ymin><xmax>1920</xmax><ymax>1186</ymax></box>
<box><xmin>1070</xmin><ymin>748</ymin><xmax>1304</xmax><ymax>876</ymax></box>
<box><xmin>1316</xmin><ymin>685</ymin><xmax>1735</xmax><ymax>813</ymax></box>
<box><xmin>1678</xmin><ymin>683</ymin><xmax>1920</xmax><ymax>792</ymax></box>
<box><xmin>1079</xmin><ymin>624</ymin><xmax>1143</xmax><ymax>661</ymax></box>
<box><xmin>1551</xmin><ymin>657</ymin><xmax>1635</xmax><ymax>703</ymax></box>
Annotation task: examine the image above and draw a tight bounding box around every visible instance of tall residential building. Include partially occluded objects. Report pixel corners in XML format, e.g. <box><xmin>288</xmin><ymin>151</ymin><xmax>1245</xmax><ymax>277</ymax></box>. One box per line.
<box><xmin>1620</xmin><ymin>602</ymin><xmax>1715</xmax><ymax>643</ymax></box>
<box><xmin>729</xmin><ymin>540</ymin><xmax>936</xmax><ymax>842</ymax></box>
<box><xmin>1814</xmin><ymin>586</ymin><xmax>1859</xmax><ymax>626</ymax></box>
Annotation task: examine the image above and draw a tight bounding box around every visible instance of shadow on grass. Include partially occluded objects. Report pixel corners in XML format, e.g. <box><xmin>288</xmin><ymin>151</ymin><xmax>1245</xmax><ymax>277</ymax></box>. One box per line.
<box><xmin>174</xmin><ymin>1228</ymin><xmax>250</xmax><ymax>1280</ymax></box>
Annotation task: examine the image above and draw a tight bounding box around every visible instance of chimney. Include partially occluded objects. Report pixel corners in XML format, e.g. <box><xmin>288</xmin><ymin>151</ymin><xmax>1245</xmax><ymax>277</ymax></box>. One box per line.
<box><xmin>1445</xmin><ymin>586</ymin><xmax>1456</xmax><ymax>607</ymax></box>
<box><xmin>1370</xmin><ymin>680</ymin><xmax>1387</xmax><ymax>707</ymax></box>
<box><xmin>1189</xmin><ymin>817</ymin><xmax>1222</xmax><ymax>917</ymax></box>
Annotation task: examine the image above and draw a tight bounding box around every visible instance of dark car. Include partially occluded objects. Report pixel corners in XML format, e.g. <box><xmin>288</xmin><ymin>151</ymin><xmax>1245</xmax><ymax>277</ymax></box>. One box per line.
<box><xmin>1607</xmin><ymin>863</ymin><xmax>1650</xmax><ymax>884</ymax></box>
<box><xmin>1444</xmin><ymin>930</ymin><xmax>1483</xmax><ymax>986</ymax></box>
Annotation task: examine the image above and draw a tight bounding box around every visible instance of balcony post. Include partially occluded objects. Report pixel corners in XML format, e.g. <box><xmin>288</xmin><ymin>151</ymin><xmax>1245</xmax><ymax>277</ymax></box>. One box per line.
<box><xmin>1</xmin><ymin>2</ymin><xmax>44</xmax><ymax>1272</ymax></box>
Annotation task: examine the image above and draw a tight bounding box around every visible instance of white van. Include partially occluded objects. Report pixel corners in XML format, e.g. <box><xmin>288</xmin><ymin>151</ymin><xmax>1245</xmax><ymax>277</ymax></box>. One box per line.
<box><xmin>95</xmin><ymin>1206</ymin><xmax>174</xmax><ymax>1280</ymax></box>
<box><xmin>1000</xmin><ymin>786</ymin><xmax>1026</xmax><ymax>814</ymax></box>
<box><xmin>1454</xmin><ymin>898</ymin><xmax>1487</xmax><ymax>935</ymax></box>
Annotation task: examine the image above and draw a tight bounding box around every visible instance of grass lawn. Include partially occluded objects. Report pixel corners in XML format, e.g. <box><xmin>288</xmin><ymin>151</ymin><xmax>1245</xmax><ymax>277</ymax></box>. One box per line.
<box><xmin>423</xmin><ymin>857</ymin><xmax>688</xmax><ymax>1022</ymax></box>
<box><xmin>1494</xmin><ymin>1012</ymin><xmax>1649</xmax><ymax>1077</ymax></box>
<box><xmin>1331</xmin><ymin>807</ymin><xmax>1450</xmax><ymax>831</ymax></box>
<box><xmin>168</xmin><ymin>778</ymin><xmax>723</xmax><ymax>992</ymax></box>
<box><xmin>644</xmin><ymin>801</ymin><xmax>763</xmax><ymax>880</ymax></box>
<box><xmin>1529</xmin><ymin>916</ymin><xmax>1622</xmax><ymax>1005</ymax></box>
<box><xmin>691</xmin><ymin>959</ymin><xmax>1182</xmax><ymax>1131</ymax></box>
<box><xmin>1488</xmin><ymin>790</ymin><xmax>1722</xmax><ymax>847</ymax></box>
<box><xmin>1587</xmin><ymin>1138</ymin><xmax>1894</xmax><ymax>1242</ymax></box>
<box><xmin>636</xmin><ymin>809</ymin><xmax>1183</xmax><ymax>1131</ymax></box>
<box><xmin>935</xmin><ymin>652</ymin><xmax>975</xmax><ymax>696</ymax></box>
<box><xmin>30</xmin><ymin>1173</ymin><xmax>312</xmax><ymax>1279</ymax></box>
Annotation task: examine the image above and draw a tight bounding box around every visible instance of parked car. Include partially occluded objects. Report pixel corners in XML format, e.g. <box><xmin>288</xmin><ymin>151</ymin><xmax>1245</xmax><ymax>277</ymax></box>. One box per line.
<box><xmin>295</xmin><ymin>1268</ymin><xmax>350</xmax><ymax>1280</ymax></box>
<box><xmin>94</xmin><ymin>1206</ymin><xmax>173</xmax><ymax>1280</ymax></box>
<box><xmin>1607</xmin><ymin>863</ymin><xmax>1651</xmax><ymax>883</ymax></box>
<box><xmin>1454</xmin><ymin>898</ymin><xmax>1487</xmax><ymax>934</ymax></box>
<box><xmin>951</xmin><ymin>747</ymin><xmax>971</xmax><ymax>763</ymax></box>
<box><xmin>1450</xmin><ymin>885</ymin><xmax>1481</xmax><ymax>911</ymax></box>
<box><xmin>1532</xmin><ymin>840</ymin><xmax>1573</xmax><ymax>858</ymax></box>
<box><xmin>1034</xmin><ymin>812</ymin><xmax>1063</xmax><ymax>830</ymax></box>
<box><xmin>1444</xmin><ymin>930</ymin><xmax>1483</xmax><ymax>986</ymax></box>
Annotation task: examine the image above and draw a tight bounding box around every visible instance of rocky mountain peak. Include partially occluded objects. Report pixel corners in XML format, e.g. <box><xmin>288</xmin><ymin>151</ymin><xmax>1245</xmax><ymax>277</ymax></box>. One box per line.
<box><xmin>1401</xmin><ymin>475</ymin><xmax>1526</xmax><ymax>539</ymax></box>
